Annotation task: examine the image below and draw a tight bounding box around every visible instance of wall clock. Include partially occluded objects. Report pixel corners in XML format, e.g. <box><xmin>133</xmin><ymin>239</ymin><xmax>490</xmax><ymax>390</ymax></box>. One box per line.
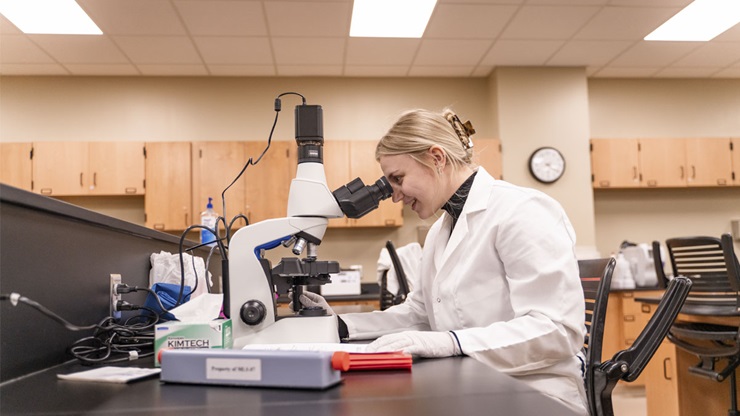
<box><xmin>528</xmin><ymin>147</ymin><xmax>565</xmax><ymax>184</ymax></box>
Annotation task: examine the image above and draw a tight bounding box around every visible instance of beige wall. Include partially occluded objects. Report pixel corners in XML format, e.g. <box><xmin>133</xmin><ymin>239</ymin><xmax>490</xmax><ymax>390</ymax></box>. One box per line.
<box><xmin>1</xmin><ymin>74</ymin><xmax>739</xmax><ymax>281</ymax></box>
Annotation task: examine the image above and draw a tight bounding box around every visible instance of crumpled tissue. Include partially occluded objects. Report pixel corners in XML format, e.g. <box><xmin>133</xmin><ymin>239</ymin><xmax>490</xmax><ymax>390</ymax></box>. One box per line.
<box><xmin>149</xmin><ymin>251</ymin><xmax>211</xmax><ymax>299</ymax></box>
<box><xmin>168</xmin><ymin>293</ymin><xmax>223</xmax><ymax>323</ymax></box>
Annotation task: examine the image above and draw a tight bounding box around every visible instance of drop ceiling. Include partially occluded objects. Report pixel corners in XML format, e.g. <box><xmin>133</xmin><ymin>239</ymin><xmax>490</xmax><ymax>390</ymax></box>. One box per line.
<box><xmin>1</xmin><ymin>0</ymin><xmax>739</xmax><ymax>78</ymax></box>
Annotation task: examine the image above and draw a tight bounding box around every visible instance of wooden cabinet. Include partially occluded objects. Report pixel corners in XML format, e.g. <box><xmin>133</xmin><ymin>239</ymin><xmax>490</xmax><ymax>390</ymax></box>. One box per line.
<box><xmin>32</xmin><ymin>141</ymin><xmax>144</xmax><ymax>196</ymax></box>
<box><xmin>591</xmin><ymin>138</ymin><xmax>734</xmax><ymax>188</ymax></box>
<box><xmin>732</xmin><ymin>138</ymin><xmax>739</xmax><ymax>185</ymax></box>
<box><xmin>0</xmin><ymin>142</ymin><xmax>33</xmax><ymax>191</ymax></box>
<box><xmin>244</xmin><ymin>141</ymin><xmax>296</xmax><ymax>224</ymax></box>
<box><xmin>324</xmin><ymin>140</ymin><xmax>403</xmax><ymax>228</ymax></box>
<box><xmin>590</xmin><ymin>138</ymin><xmax>640</xmax><ymax>188</ymax></box>
<box><xmin>192</xmin><ymin>142</ymin><xmax>247</xmax><ymax>232</ymax></box>
<box><xmin>144</xmin><ymin>142</ymin><xmax>192</xmax><ymax>231</ymax></box>
<box><xmin>644</xmin><ymin>340</ymin><xmax>679</xmax><ymax>416</ymax></box>
<box><xmin>475</xmin><ymin>138</ymin><xmax>503</xmax><ymax>180</ymax></box>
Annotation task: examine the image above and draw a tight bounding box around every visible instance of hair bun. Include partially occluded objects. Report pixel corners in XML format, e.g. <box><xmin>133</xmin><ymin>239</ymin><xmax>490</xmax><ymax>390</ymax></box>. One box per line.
<box><xmin>446</xmin><ymin>112</ymin><xmax>475</xmax><ymax>150</ymax></box>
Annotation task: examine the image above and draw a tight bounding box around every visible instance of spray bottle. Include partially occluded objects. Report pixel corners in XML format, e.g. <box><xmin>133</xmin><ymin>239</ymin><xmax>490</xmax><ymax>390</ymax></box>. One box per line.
<box><xmin>200</xmin><ymin>197</ymin><xmax>218</xmax><ymax>246</ymax></box>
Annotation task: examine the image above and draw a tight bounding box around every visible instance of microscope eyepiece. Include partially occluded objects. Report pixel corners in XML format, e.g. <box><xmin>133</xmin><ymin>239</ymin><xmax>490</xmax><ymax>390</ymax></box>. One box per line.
<box><xmin>332</xmin><ymin>175</ymin><xmax>393</xmax><ymax>219</ymax></box>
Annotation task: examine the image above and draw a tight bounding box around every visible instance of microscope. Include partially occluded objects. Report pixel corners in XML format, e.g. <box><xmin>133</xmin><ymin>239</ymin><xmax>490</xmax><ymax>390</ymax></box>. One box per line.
<box><xmin>226</xmin><ymin>102</ymin><xmax>392</xmax><ymax>349</ymax></box>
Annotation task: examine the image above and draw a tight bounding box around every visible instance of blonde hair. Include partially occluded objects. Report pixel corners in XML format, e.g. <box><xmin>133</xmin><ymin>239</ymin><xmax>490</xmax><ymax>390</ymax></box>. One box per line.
<box><xmin>375</xmin><ymin>108</ymin><xmax>476</xmax><ymax>172</ymax></box>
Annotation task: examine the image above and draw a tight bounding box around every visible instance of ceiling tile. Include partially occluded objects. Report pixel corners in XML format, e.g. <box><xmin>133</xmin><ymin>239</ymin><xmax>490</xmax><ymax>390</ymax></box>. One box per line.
<box><xmin>424</xmin><ymin>4</ymin><xmax>519</xmax><ymax>39</ymax></box>
<box><xmin>573</xmin><ymin>6</ymin><xmax>681</xmax><ymax>41</ymax></box>
<box><xmin>673</xmin><ymin>43</ymin><xmax>740</xmax><ymax>67</ymax></box>
<box><xmin>194</xmin><ymin>37</ymin><xmax>273</xmax><ymax>65</ymax></box>
<box><xmin>343</xmin><ymin>66</ymin><xmax>409</xmax><ymax>77</ymax></box>
<box><xmin>654</xmin><ymin>67</ymin><xmax>723</xmax><ymax>78</ymax></box>
<box><xmin>265</xmin><ymin>2</ymin><xmax>350</xmax><ymax>37</ymax></box>
<box><xmin>174</xmin><ymin>0</ymin><xmax>267</xmax><ymax>36</ymax></box>
<box><xmin>0</xmin><ymin>15</ymin><xmax>21</xmax><ymax>34</ymax></box>
<box><xmin>0</xmin><ymin>35</ymin><xmax>55</xmax><ymax>64</ymax></box>
<box><xmin>30</xmin><ymin>35</ymin><xmax>129</xmax><ymax>64</ymax></box>
<box><xmin>500</xmin><ymin>5</ymin><xmax>600</xmax><ymax>40</ymax></box>
<box><xmin>64</xmin><ymin>64</ymin><xmax>139</xmax><ymax>76</ymax></box>
<box><xmin>276</xmin><ymin>65</ymin><xmax>343</xmax><ymax>76</ymax></box>
<box><xmin>548</xmin><ymin>40</ymin><xmax>633</xmax><ymax>66</ymax></box>
<box><xmin>713</xmin><ymin>66</ymin><xmax>740</xmax><ymax>78</ymax></box>
<box><xmin>114</xmin><ymin>36</ymin><xmax>202</xmax><ymax>64</ymax></box>
<box><xmin>345</xmin><ymin>38</ymin><xmax>419</xmax><ymax>66</ymax></box>
<box><xmin>592</xmin><ymin>67</ymin><xmax>661</xmax><ymax>77</ymax></box>
<box><xmin>207</xmin><ymin>65</ymin><xmax>276</xmax><ymax>77</ymax></box>
<box><xmin>610</xmin><ymin>41</ymin><xmax>701</xmax><ymax>67</ymax></box>
<box><xmin>714</xmin><ymin>24</ymin><xmax>740</xmax><ymax>41</ymax></box>
<box><xmin>481</xmin><ymin>40</ymin><xmax>563</xmax><ymax>66</ymax></box>
<box><xmin>272</xmin><ymin>38</ymin><xmax>344</xmax><ymax>65</ymax></box>
<box><xmin>414</xmin><ymin>39</ymin><xmax>492</xmax><ymax>66</ymax></box>
<box><xmin>136</xmin><ymin>64</ymin><xmax>208</xmax><ymax>76</ymax></box>
<box><xmin>471</xmin><ymin>65</ymin><xmax>494</xmax><ymax>77</ymax></box>
<box><xmin>0</xmin><ymin>63</ymin><xmax>68</xmax><ymax>75</ymax></box>
<box><xmin>79</xmin><ymin>0</ymin><xmax>186</xmax><ymax>36</ymax></box>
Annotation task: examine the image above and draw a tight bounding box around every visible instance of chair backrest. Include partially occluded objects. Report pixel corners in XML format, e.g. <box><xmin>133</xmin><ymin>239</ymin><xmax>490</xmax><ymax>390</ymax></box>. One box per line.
<box><xmin>664</xmin><ymin>233</ymin><xmax>740</xmax><ymax>311</ymax></box>
<box><xmin>386</xmin><ymin>240</ymin><xmax>410</xmax><ymax>298</ymax></box>
<box><xmin>578</xmin><ymin>257</ymin><xmax>615</xmax><ymax>416</ymax></box>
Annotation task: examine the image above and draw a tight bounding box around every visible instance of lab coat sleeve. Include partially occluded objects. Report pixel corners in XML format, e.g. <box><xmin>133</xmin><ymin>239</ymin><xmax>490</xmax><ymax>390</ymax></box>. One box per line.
<box><xmin>339</xmin><ymin>288</ymin><xmax>432</xmax><ymax>340</ymax></box>
<box><xmin>454</xmin><ymin>192</ymin><xmax>585</xmax><ymax>376</ymax></box>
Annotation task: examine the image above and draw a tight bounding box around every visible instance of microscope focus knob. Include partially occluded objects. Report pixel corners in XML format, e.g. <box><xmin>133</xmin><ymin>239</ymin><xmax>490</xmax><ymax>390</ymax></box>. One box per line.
<box><xmin>240</xmin><ymin>300</ymin><xmax>266</xmax><ymax>326</ymax></box>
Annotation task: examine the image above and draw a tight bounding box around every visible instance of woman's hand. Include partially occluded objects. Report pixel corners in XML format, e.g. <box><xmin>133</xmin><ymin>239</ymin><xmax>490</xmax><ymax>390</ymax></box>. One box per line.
<box><xmin>292</xmin><ymin>291</ymin><xmax>335</xmax><ymax>315</ymax></box>
<box><xmin>365</xmin><ymin>331</ymin><xmax>460</xmax><ymax>358</ymax></box>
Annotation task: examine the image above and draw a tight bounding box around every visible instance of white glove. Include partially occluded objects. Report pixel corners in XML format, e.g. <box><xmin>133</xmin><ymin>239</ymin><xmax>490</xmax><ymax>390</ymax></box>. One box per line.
<box><xmin>297</xmin><ymin>291</ymin><xmax>335</xmax><ymax>315</ymax></box>
<box><xmin>365</xmin><ymin>331</ymin><xmax>460</xmax><ymax>358</ymax></box>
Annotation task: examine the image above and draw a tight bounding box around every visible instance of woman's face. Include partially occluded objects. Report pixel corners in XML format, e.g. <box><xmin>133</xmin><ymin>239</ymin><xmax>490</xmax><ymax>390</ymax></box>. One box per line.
<box><xmin>379</xmin><ymin>153</ymin><xmax>442</xmax><ymax>220</ymax></box>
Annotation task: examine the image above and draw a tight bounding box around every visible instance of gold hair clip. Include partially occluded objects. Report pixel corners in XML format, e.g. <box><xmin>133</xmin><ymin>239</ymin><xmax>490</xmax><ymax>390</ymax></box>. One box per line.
<box><xmin>451</xmin><ymin>114</ymin><xmax>475</xmax><ymax>150</ymax></box>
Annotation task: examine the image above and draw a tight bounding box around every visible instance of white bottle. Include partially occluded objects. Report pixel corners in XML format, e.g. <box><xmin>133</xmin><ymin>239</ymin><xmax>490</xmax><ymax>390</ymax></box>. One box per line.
<box><xmin>200</xmin><ymin>197</ymin><xmax>218</xmax><ymax>246</ymax></box>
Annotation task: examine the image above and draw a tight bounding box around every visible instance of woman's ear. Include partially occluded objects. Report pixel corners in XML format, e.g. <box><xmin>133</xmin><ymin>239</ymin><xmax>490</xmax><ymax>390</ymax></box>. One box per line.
<box><xmin>428</xmin><ymin>145</ymin><xmax>446</xmax><ymax>168</ymax></box>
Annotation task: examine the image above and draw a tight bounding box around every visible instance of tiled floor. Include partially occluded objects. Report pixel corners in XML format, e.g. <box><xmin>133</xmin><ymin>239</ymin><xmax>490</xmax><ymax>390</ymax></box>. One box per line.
<box><xmin>612</xmin><ymin>384</ymin><xmax>647</xmax><ymax>416</ymax></box>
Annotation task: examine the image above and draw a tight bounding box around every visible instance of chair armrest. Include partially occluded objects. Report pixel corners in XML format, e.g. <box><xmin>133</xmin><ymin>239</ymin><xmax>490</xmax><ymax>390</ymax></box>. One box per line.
<box><xmin>610</xmin><ymin>276</ymin><xmax>692</xmax><ymax>382</ymax></box>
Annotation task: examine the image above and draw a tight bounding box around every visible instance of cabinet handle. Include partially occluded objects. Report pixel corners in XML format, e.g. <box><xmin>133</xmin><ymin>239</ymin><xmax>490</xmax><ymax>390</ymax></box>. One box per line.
<box><xmin>718</xmin><ymin>179</ymin><xmax>727</xmax><ymax>186</ymax></box>
<box><xmin>624</xmin><ymin>315</ymin><xmax>635</xmax><ymax>322</ymax></box>
<box><xmin>680</xmin><ymin>166</ymin><xmax>684</xmax><ymax>179</ymax></box>
<box><xmin>93</xmin><ymin>172</ymin><xmax>97</xmax><ymax>187</ymax></box>
<box><xmin>632</xmin><ymin>167</ymin><xmax>637</xmax><ymax>180</ymax></box>
<box><xmin>691</xmin><ymin>165</ymin><xmax>696</xmax><ymax>179</ymax></box>
<box><xmin>663</xmin><ymin>357</ymin><xmax>672</xmax><ymax>380</ymax></box>
<box><xmin>153</xmin><ymin>224</ymin><xmax>165</xmax><ymax>230</ymax></box>
<box><xmin>125</xmin><ymin>187</ymin><xmax>137</xmax><ymax>194</ymax></box>
<box><xmin>385</xmin><ymin>219</ymin><xmax>396</xmax><ymax>226</ymax></box>
<box><xmin>599</xmin><ymin>180</ymin><xmax>610</xmax><ymax>187</ymax></box>
<box><xmin>80</xmin><ymin>172</ymin><xmax>84</xmax><ymax>186</ymax></box>
<box><xmin>641</xmin><ymin>304</ymin><xmax>651</xmax><ymax>313</ymax></box>
<box><xmin>185</xmin><ymin>213</ymin><xmax>189</xmax><ymax>225</ymax></box>
<box><xmin>647</xmin><ymin>180</ymin><xmax>657</xmax><ymax>187</ymax></box>
<box><xmin>40</xmin><ymin>188</ymin><xmax>52</xmax><ymax>195</ymax></box>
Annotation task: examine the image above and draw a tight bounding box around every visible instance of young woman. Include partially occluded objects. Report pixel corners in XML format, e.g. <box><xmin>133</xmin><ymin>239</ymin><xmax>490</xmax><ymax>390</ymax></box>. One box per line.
<box><xmin>301</xmin><ymin>108</ymin><xmax>587</xmax><ymax>415</ymax></box>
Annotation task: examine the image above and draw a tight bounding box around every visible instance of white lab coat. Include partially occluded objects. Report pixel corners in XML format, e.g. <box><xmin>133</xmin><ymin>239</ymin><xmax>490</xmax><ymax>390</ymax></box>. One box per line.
<box><xmin>341</xmin><ymin>168</ymin><xmax>587</xmax><ymax>415</ymax></box>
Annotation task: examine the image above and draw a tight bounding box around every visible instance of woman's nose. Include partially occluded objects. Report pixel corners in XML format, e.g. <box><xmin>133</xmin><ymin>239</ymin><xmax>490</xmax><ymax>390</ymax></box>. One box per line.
<box><xmin>391</xmin><ymin>188</ymin><xmax>403</xmax><ymax>203</ymax></box>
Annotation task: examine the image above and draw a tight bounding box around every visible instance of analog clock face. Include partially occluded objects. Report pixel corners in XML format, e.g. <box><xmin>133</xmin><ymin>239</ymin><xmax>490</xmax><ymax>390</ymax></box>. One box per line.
<box><xmin>528</xmin><ymin>147</ymin><xmax>565</xmax><ymax>184</ymax></box>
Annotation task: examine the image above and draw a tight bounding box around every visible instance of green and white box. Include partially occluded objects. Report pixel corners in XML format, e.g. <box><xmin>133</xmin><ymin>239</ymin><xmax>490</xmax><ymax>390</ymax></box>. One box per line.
<box><xmin>154</xmin><ymin>319</ymin><xmax>232</xmax><ymax>367</ymax></box>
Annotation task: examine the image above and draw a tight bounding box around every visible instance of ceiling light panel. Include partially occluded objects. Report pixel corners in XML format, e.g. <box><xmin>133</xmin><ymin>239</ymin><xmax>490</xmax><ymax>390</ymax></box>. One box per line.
<box><xmin>350</xmin><ymin>0</ymin><xmax>437</xmax><ymax>38</ymax></box>
<box><xmin>645</xmin><ymin>0</ymin><xmax>740</xmax><ymax>41</ymax></box>
<box><xmin>0</xmin><ymin>0</ymin><xmax>101</xmax><ymax>35</ymax></box>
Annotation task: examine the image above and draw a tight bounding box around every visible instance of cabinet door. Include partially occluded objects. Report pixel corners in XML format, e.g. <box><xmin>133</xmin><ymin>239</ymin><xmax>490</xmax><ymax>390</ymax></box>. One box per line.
<box><xmin>350</xmin><ymin>141</ymin><xmax>403</xmax><ymax>227</ymax></box>
<box><xmin>192</xmin><ymin>142</ymin><xmax>247</xmax><ymax>231</ymax></box>
<box><xmin>88</xmin><ymin>142</ymin><xmax>145</xmax><ymax>195</ymax></box>
<box><xmin>144</xmin><ymin>142</ymin><xmax>192</xmax><ymax>231</ymax></box>
<box><xmin>244</xmin><ymin>141</ymin><xmax>294</xmax><ymax>224</ymax></box>
<box><xmin>590</xmin><ymin>139</ymin><xmax>640</xmax><ymax>188</ymax></box>
<box><xmin>32</xmin><ymin>142</ymin><xmax>88</xmax><ymax>195</ymax></box>
<box><xmin>324</xmin><ymin>140</ymin><xmax>351</xmax><ymax>228</ymax></box>
<box><xmin>733</xmin><ymin>138</ymin><xmax>740</xmax><ymax>186</ymax></box>
<box><xmin>0</xmin><ymin>142</ymin><xmax>33</xmax><ymax>191</ymax></box>
<box><xmin>475</xmin><ymin>138</ymin><xmax>502</xmax><ymax>180</ymax></box>
<box><xmin>639</xmin><ymin>138</ymin><xmax>687</xmax><ymax>187</ymax></box>
<box><xmin>685</xmin><ymin>138</ymin><xmax>733</xmax><ymax>187</ymax></box>
<box><xmin>644</xmin><ymin>341</ymin><xmax>679</xmax><ymax>416</ymax></box>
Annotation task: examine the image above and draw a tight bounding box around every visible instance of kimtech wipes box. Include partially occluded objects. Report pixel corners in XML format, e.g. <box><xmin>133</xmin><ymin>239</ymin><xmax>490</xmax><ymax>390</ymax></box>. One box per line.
<box><xmin>154</xmin><ymin>319</ymin><xmax>232</xmax><ymax>367</ymax></box>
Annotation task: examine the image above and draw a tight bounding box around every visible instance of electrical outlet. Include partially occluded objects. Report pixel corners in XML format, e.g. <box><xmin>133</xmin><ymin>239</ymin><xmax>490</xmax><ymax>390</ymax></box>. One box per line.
<box><xmin>110</xmin><ymin>274</ymin><xmax>122</xmax><ymax>319</ymax></box>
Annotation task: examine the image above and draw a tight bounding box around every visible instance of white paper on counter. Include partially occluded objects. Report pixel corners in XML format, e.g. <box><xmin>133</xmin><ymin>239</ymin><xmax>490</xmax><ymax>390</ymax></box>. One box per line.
<box><xmin>57</xmin><ymin>367</ymin><xmax>161</xmax><ymax>384</ymax></box>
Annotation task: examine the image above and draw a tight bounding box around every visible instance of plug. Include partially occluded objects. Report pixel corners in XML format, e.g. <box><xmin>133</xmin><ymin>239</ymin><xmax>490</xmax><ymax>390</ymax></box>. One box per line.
<box><xmin>110</xmin><ymin>274</ymin><xmax>122</xmax><ymax>319</ymax></box>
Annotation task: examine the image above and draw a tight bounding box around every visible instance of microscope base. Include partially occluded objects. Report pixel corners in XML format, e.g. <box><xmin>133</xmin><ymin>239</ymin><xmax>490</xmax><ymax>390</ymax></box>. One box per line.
<box><xmin>232</xmin><ymin>314</ymin><xmax>340</xmax><ymax>349</ymax></box>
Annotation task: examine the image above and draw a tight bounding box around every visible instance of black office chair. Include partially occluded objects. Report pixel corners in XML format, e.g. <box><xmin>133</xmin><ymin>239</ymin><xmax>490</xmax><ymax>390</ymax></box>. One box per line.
<box><xmin>661</xmin><ymin>234</ymin><xmax>740</xmax><ymax>416</ymax></box>
<box><xmin>580</xmin><ymin>257</ymin><xmax>692</xmax><ymax>416</ymax></box>
<box><xmin>379</xmin><ymin>240</ymin><xmax>411</xmax><ymax>311</ymax></box>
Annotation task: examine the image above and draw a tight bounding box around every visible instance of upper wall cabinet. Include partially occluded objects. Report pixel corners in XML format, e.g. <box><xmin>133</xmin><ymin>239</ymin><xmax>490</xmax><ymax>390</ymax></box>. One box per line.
<box><xmin>0</xmin><ymin>142</ymin><xmax>33</xmax><ymax>191</ymax></box>
<box><xmin>145</xmin><ymin>142</ymin><xmax>192</xmax><ymax>231</ymax></box>
<box><xmin>192</xmin><ymin>142</ymin><xmax>247</xmax><ymax>232</ymax></box>
<box><xmin>591</xmin><ymin>138</ymin><xmax>735</xmax><ymax>188</ymax></box>
<box><xmin>732</xmin><ymin>138</ymin><xmax>740</xmax><ymax>184</ymax></box>
<box><xmin>244</xmin><ymin>141</ymin><xmax>296</xmax><ymax>224</ymax></box>
<box><xmin>32</xmin><ymin>141</ymin><xmax>145</xmax><ymax>196</ymax></box>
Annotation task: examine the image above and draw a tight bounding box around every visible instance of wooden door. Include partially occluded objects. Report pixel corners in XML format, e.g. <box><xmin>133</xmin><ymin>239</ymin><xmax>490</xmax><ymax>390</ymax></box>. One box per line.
<box><xmin>475</xmin><ymin>138</ymin><xmax>503</xmax><ymax>180</ymax></box>
<box><xmin>192</xmin><ymin>142</ymin><xmax>247</xmax><ymax>232</ymax></box>
<box><xmin>639</xmin><ymin>138</ymin><xmax>687</xmax><ymax>187</ymax></box>
<box><xmin>32</xmin><ymin>142</ymin><xmax>88</xmax><ymax>195</ymax></box>
<box><xmin>144</xmin><ymin>142</ymin><xmax>192</xmax><ymax>231</ymax></box>
<box><xmin>88</xmin><ymin>142</ymin><xmax>145</xmax><ymax>195</ymax></box>
<box><xmin>0</xmin><ymin>142</ymin><xmax>33</xmax><ymax>191</ymax></box>
<box><xmin>685</xmin><ymin>138</ymin><xmax>733</xmax><ymax>187</ymax></box>
<box><xmin>244</xmin><ymin>141</ymin><xmax>294</xmax><ymax>224</ymax></box>
<box><xmin>590</xmin><ymin>138</ymin><xmax>640</xmax><ymax>188</ymax></box>
<box><xmin>323</xmin><ymin>140</ymin><xmax>351</xmax><ymax>228</ymax></box>
<box><xmin>349</xmin><ymin>141</ymin><xmax>402</xmax><ymax>227</ymax></box>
